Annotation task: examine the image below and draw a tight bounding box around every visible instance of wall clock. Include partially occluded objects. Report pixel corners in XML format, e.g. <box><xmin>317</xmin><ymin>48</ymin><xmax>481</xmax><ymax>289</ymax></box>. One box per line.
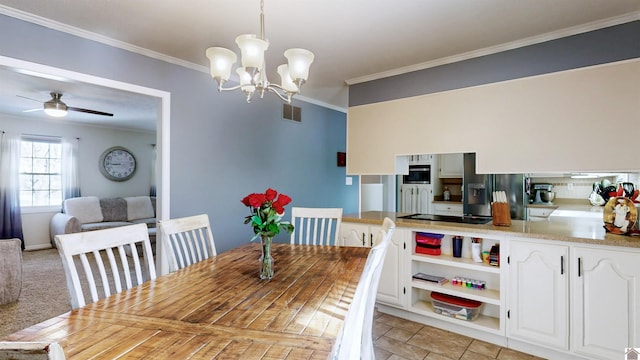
<box><xmin>99</xmin><ymin>146</ymin><xmax>136</xmax><ymax>181</ymax></box>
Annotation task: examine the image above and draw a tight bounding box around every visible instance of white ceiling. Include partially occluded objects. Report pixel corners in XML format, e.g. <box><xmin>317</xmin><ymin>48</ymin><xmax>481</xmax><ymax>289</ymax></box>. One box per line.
<box><xmin>0</xmin><ymin>0</ymin><xmax>638</xmax><ymax>131</ymax></box>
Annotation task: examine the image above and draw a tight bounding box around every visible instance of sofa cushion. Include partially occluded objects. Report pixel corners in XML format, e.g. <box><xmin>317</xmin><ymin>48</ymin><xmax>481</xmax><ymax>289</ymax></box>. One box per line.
<box><xmin>63</xmin><ymin>196</ymin><xmax>103</xmax><ymax>224</ymax></box>
<box><xmin>100</xmin><ymin>198</ymin><xmax>128</xmax><ymax>222</ymax></box>
<box><xmin>81</xmin><ymin>221</ymin><xmax>132</xmax><ymax>232</ymax></box>
<box><xmin>125</xmin><ymin>196</ymin><xmax>155</xmax><ymax>221</ymax></box>
<box><xmin>130</xmin><ymin>218</ymin><xmax>157</xmax><ymax>228</ymax></box>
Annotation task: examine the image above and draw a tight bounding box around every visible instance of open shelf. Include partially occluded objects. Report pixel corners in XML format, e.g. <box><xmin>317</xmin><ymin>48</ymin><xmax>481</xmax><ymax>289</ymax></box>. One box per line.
<box><xmin>411</xmin><ymin>280</ymin><xmax>500</xmax><ymax>305</ymax></box>
<box><xmin>411</xmin><ymin>253</ymin><xmax>501</xmax><ymax>274</ymax></box>
<box><xmin>411</xmin><ymin>299</ymin><xmax>501</xmax><ymax>334</ymax></box>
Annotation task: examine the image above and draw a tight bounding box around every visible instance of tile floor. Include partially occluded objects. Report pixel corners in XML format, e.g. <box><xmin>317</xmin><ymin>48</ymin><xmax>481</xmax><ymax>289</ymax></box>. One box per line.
<box><xmin>373</xmin><ymin>311</ymin><xmax>546</xmax><ymax>360</ymax></box>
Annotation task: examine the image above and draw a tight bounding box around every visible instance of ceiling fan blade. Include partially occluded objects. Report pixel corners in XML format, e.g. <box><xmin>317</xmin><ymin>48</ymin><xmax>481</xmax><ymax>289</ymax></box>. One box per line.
<box><xmin>23</xmin><ymin>108</ymin><xmax>42</xmax><ymax>113</ymax></box>
<box><xmin>68</xmin><ymin>106</ymin><xmax>114</xmax><ymax>117</ymax></box>
<box><xmin>17</xmin><ymin>94</ymin><xmax>43</xmax><ymax>102</ymax></box>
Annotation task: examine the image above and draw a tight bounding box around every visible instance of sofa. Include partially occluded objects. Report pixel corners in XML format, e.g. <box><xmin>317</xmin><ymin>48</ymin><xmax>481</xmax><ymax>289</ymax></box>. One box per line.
<box><xmin>50</xmin><ymin>196</ymin><xmax>157</xmax><ymax>249</ymax></box>
<box><xmin>0</xmin><ymin>239</ymin><xmax>22</xmax><ymax>305</ymax></box>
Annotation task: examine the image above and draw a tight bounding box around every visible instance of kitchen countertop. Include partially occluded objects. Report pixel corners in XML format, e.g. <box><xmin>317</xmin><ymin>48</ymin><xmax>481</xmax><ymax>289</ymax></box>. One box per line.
<box><xmin>343</xmin><ymin>200</ymin><xmax>640</xmax><ymax>248</ymax></box>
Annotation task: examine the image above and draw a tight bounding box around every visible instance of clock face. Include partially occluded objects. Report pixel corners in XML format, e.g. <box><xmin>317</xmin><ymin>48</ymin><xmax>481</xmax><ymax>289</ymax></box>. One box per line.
<box><xmin>99</xmin><ymin>147</ymin><xmax>136</xmax><ymax>181</ymax></box>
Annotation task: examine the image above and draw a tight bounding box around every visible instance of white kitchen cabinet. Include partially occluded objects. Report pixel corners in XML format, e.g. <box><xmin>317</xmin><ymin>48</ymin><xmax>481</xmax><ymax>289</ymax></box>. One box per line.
<box><xmin>439</xmin><ymin>153</ymin><xmax>463</xmax><ymax>178</ymax></box>
<box><xmin>572</xmin><ymin>246</ymin><xmax>640</xmax><ymax>359</ymax></box>
<box><xmin>433</xmin><ymin>202</ymin><xmax>463</xmax><ymax>216</ymax></box>
<box><xmin>339</xmin><ymin>222</ymin><xmax>371</xmax><ymax>247</ymax></box>
<box><xmin>339</xmin><ymin>222</ymin><xmax>407</xmax><ymax>308</ymax></box>
<box><xmin>507</xmin><ymin>240</ymin><xmax>569</xmax><ymax>351</ymax></box>
<box><xmin>399</xmin><ymin>184</ymin><xmax>432</xmax><ymax>214</ymax></box>
<box><xmin>409</xmin><ymin>154</ymin><xmax>434</xmax><ymax>165</ymax></box>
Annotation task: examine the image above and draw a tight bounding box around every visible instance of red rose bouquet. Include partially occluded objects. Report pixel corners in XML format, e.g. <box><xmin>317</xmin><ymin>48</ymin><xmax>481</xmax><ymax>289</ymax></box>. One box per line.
<box><xmin>241</xmin><ymin>188</ymin><xmax>295</xmax><ymax>240</ymax></box>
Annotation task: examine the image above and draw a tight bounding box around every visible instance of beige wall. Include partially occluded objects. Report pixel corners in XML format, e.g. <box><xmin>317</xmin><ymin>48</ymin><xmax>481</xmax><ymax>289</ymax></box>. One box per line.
<box><xmin>347</xmin><ymin>59</ymin><xmax>640</xmax><ymax>175</ymax></box>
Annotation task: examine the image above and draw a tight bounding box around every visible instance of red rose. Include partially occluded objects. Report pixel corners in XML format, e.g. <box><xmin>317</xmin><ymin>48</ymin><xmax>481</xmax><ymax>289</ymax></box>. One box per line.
<box><xmin>276</xmin><ymin>194</ymin><xmax>292</xmax><ymax>206</ymax></box>
<box><xmin>249</xmin><ymin>193</ymin><xmax>267</xmax><ymax>208</ymax></box>
<box><xmin>272</xmin><ymin>203</ymin><xmax>285</xmax><ymax>214</ymax></box>
<box><xmin>241</xmin><ymin>195</ymin><xmax>252</xmax><ymax>206</ymax></box>
<box><xmin>265</xmin><ymin>188</ymin><xmax>278</xmax><ymax>201</ymax></box>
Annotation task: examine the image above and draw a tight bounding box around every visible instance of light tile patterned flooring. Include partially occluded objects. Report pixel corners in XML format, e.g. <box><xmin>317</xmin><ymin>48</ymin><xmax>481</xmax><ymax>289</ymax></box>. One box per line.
<box><xmin>373</xmin><ymin>311</ymin><xmax>546</xmax><ymax>360</ymax></box>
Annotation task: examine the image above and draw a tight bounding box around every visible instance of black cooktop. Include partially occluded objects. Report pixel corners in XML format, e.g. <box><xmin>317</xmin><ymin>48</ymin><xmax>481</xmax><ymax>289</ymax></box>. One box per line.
<box><xmin>398</xmin><ymin>213</ymin><xmax>493</xmax><ymax>225</ymax></box>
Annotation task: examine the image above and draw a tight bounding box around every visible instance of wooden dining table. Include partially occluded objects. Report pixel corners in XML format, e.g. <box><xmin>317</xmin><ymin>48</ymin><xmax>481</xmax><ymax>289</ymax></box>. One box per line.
<box><xmin>2</xmin><ymin>243</ymin><xmax>371</xmax><ymax>359</ymax></box>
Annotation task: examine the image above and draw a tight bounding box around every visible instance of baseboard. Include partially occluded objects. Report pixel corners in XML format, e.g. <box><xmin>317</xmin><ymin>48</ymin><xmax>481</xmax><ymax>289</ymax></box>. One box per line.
<box><xmin>25</xmin><ymin>244</ymin><xmax>53</xmax><ymax>251</ymax></box>
<box><xmin>376</xmin><ymin>304</ymin><xmax>508</xmax><ymax>347</ymax></box>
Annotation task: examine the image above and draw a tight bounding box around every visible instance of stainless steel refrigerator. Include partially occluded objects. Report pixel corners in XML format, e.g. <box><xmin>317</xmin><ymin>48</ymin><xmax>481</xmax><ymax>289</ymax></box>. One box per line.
<box><xmin>463</xmin><ymin>153</ymin><xmax>528</xmax><ymax>220</ymax></box>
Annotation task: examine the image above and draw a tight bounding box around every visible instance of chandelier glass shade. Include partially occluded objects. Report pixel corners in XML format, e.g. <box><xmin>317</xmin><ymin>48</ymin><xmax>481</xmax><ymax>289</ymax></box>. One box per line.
<box><xmin>205</xmin><ymin>0</ymin><xmax>314</xmax><ymax>103</ymax></box>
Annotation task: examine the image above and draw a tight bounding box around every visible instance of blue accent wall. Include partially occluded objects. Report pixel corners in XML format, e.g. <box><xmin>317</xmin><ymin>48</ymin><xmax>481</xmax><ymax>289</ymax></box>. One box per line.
<box><xmin>0</xmin><ymin>14</ymin><xmax>358</xmax><ymax>251</ymax></box>
<box><xmin>350</xmin><ymin>21</ymin><xmax>640</xmax><ymax>107</ymax></box>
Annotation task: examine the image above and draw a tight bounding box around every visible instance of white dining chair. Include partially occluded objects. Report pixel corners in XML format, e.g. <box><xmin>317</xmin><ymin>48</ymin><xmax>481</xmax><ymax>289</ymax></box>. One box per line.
<box><xmin>54</xmin><ymin>223</ymin><xmax>157</xmax><ymax>310</ymax></box>
<box><xmin>290</xmin><ymin>207</ymin><xmax>343</xmax><ymax>246</ymax></box>
<box><xmin>0</xmin><ymin>341</ymin><xmax>66</xmax><ymax>359</ymax></box>
<box><xmin>331</xmin><ymin>217</ymin><xmax>396</xmax><ymax>359</ymax></box>
<box><xmin>158</xmin><ymin>214</ymin><xmax>217</xmax><ymax>271</ymax></box>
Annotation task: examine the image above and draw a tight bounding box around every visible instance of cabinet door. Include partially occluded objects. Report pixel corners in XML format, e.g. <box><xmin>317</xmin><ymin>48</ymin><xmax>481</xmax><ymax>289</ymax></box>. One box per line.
<box><xmin>416</xmin><ymin>185</ymin><xmax>432</xmax><ymax>214</ymax></box>
<box><xmin>409</xmin><ymin>154</ymin><xmax>433</xmax><ymax>165</ymax></box>
<box><xmin>572</xmin><ymin>247</ymin><xmax>640</xmax><ymax>359</ymax></box>
<box><xmin>439</xmin><ymin>153</ymin><xmax>463</xmax><ymax>178</ymax></box>
<box><xmin>400</xmin><ymin>185</ymin><xmax>415</xmax><ymax>213</ymax></box>
<box><xmin>338</xmin><ymin>223</ymin><xmax>369</xmax><ymax>247</ymax></box>
<box><xmin>374</xmin><ymin>227</ymin><xmax>405</xmax><ymax>308</ymax></box>
<box><xmin>508</xmin><ymin>241</ymin><xmax>569</xmax><ymax>351</ymax></box>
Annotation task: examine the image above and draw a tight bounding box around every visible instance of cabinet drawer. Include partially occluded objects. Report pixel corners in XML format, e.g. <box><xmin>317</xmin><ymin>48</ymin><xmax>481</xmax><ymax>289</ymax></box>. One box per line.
<box><xmin>433</xmin><ymin>203</ymin><xmax>463</xmax><ymax>216</ymax></box>
<box><xmin>528</xmin><ymin>207</ymin><xmax>555</xmax><ymax>218</ymax></box>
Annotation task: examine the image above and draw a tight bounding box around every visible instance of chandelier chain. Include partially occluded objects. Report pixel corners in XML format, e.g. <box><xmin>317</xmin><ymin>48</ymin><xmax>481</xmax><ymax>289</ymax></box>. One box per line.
<box><xmin>260</xmin><ymin>0</ymin><xmax>265</xmax><ymax>40</ymax></box>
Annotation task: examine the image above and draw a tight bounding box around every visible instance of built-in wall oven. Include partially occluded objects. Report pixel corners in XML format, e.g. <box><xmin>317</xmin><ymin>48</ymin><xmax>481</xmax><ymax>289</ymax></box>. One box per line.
<box><xmin>403</xmin><ymin>165</ymin><xmax>432</xmax><ymax>184</ymax></box>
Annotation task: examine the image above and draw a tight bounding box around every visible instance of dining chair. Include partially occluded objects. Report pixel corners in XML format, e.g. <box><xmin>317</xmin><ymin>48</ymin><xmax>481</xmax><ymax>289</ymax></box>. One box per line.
<box><xmin>0</xmin><ymin>341</ymin><xmax>66</xmax><ymax>359</ymax></box>
<box><xmin>158</xmin><ymin>214</ymin><xmax>217</xmax><ymax>271</ymax></box>
<box><xmin>54</xmin><ymin>223</ymin><xmax>157</xmax><ymax>310</ymax></box>
<box><xmin>331</xmin><ymin>217</ymin><xmax>396</xmax><ymax>360</ymax></box>
<box><xmin>290</xmin><ymin>207</ymin><xmax>343</xmax><ymax>246</ymax></box>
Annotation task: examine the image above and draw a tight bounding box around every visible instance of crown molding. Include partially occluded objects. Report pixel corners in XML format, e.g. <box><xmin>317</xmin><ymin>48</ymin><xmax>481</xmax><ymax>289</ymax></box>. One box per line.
<box><xmin>346</xmin><ymin>11</ymin><xmax>640</xmax><ymax>85</ymax></box>
<box><xmin>0</xmin><ymin>5</ymin><xmax>208</xmax><ymax>74</ymax></box>
<box><xmin>0</xmin><ymin>5</ymin><xmax>347</xmax><ymax>112</ymax></box>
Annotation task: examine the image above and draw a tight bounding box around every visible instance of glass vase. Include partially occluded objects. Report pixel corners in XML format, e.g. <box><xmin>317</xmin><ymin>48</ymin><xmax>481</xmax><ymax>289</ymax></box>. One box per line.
<box><xmin>259</xmin><ymin>235</ymin><xmax>274</xmax><ymax>280</ymax></box>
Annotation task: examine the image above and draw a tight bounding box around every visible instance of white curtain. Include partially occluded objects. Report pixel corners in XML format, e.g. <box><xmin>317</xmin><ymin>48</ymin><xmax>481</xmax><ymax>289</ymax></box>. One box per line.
<box><xmin>150</xmin><ymin>144</ymin><xmax>156</xmax><ymax>197</ymax></box>
<box><xmin>0</xmin><ymin>131</ymin><xmax>24</xmax><ymax>247</ymax></box>
<box><xmin>61</xmin><ymin>137</ymin><xmax>81</xmax><ymax>200</ymax></box>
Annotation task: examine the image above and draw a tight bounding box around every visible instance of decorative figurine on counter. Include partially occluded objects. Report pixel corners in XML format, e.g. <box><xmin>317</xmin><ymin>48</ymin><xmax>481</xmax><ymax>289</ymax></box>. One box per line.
<box><xmin>603</xmin><ymin>196</ymin><xmax>638</xmax><ymax>236</ymax></box>
<box><xmin>614</xmin><ymin>198</ymin><xmax>630</xmax><ymax>232</ymax></box>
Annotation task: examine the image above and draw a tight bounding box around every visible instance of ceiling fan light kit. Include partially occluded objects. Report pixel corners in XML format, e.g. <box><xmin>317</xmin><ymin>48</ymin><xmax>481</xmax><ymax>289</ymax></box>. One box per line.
<box><xmin>205</xmin><ymin>0</ymin><xmax>314</xmax><ymax>104</ymax></box>
<box><xmin>43</xmin><ymin>92</ymin><xmax>68</xmax><ymax>117</ymax></box>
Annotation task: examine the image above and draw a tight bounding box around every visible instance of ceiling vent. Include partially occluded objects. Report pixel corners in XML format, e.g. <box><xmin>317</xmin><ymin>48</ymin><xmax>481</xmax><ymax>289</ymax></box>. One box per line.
<box><xmin>283</xmin><ymin>104</ymin><xmax>301</xmax><ymax>122</ymax></box>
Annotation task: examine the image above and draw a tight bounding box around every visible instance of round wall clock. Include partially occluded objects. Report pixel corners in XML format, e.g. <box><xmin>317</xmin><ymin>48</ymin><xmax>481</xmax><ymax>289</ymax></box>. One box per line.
<box><xmin>99</xmin><ymin>146</ymin><xmax>136</xmax><ymax>181</ymax></box>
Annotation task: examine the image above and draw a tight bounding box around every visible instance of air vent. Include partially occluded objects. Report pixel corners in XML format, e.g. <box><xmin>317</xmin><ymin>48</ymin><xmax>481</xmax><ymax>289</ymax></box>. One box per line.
<box><xmin>283</xmin><ymin>104</ymin><xmax>301</xmax><ymax>122</ymax></box>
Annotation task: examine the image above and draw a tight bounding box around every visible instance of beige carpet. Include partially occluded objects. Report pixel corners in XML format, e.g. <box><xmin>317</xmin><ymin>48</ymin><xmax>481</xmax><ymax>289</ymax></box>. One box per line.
<box><xmin>0</xmin><ymin>248</ymin><xmax>71</xmax><ymax>337</ymax></box>
<box><xmin>0</xmin><ymin>247</ymin><xmax>152</xmax><ymax>338</ymax></box>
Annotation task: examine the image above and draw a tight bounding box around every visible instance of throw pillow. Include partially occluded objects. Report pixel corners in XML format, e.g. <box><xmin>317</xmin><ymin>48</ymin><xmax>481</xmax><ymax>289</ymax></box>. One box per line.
<box><xmin>125</xmin><ymin>196</ymin><xmax>155</xmax><ymax>221</ymax></box>
<box><xmin>63</xmin><ymin>196</ymin><xmax>104</xmax><ymax>224</ymax></box>
<box><xmin>100</xmin><ymin>198</ymin><xmax>128</xmax><ymax>222</ymax></box>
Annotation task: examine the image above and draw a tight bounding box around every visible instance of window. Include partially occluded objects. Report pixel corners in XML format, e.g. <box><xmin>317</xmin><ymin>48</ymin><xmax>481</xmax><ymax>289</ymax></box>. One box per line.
<box><xmin>19</xmin><ymin>137</ymin><xmax>62</xmax><ymax>207</ymax></box>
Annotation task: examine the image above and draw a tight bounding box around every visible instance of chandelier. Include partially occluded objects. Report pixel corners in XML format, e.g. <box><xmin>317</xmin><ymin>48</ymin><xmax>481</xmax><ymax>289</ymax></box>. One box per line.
<box><xmin>205</xmin><ymin>0</ymin><xmax>314</xmax><ymax>103</ymax></box>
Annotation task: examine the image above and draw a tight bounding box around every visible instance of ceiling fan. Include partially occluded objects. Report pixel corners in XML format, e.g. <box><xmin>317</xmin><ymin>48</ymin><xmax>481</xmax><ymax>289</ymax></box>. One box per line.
<box><xmin>19</xmin><ymin>92</ymin><xmax>114</xmax><ymax>117</ymax></box>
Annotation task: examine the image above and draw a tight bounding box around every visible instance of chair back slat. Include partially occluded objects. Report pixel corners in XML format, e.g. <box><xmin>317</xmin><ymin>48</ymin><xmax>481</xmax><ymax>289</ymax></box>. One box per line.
<box><xmin>105</xmin><ymin>248</ymin><xmax>123</xmax><ymax>292</ymax></box>
<box><xmin>55</xmin><ymin>223</ymin><xmax>157</xmax><ymax>310</ymax></box>
<box><xmin>331</xmin><ymin>217</ymin><xmax>395</xmax><ymax>359</ymax></box>
<box><xmin>159</xmin><ymin>214</ymin><xmax>217</xmax><ymax>272</ymax></box>
<box><xmin>290</xmin><ymin>207</ymin><xmax>343</xmax><ymax>246</ymax></box>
